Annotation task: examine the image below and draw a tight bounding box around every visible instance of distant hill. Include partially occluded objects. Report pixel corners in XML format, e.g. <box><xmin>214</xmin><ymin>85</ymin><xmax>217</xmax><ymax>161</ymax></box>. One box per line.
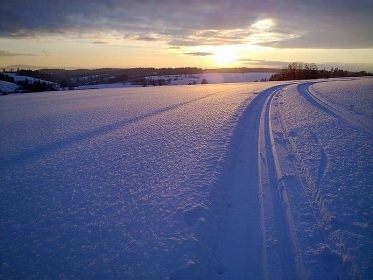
<box><xmin>1</xmin><ymin>65</ymin><xmax>47</xmax><ymax>71</ymax></box>
<box><xmin>2</xmin><ymin>66</ymin><xmax>280</xmax><ymax>74</ymax></box>
<box><xmin>2</xmin><ymin>66</ymin><xmax>281</xmax><ymax>90</ymax></box>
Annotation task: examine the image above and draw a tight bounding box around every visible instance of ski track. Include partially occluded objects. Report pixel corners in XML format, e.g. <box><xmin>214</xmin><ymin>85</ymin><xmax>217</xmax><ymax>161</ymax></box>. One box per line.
<box><xmin>210</xmin><ymin>85</ymin><xmax>276</xmax><ymax>279</ymax></box>
<box><xmin>272</xmin><ymin>84</ymin><xmax>349</xmax><ymax>279</ymax></box>
<box><xmin>274</xmin><ymin>80</ymin><xmax>372</xmax><ymax>279</ymax></box>
<box><xmin>297</xmin><ymin>82</ymin><xmax>373</xmax><ymax>136</ymax></box>
<box><xmin>261</xmin><ymin>85</ymin><xmax>306</xmax><ymax>280</ymax></box>
<box><xmin>212</xmin><ymin>83</ymin><xmax>307</xmax><ymax>280</ymax></box>
<box><xmin>213</xmin><ymin>79</ymin><xmax>372</xmax><ymax>279</ymax></box>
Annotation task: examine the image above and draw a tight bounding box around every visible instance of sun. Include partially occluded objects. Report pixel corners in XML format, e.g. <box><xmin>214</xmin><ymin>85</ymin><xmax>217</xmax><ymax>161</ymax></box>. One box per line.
<box><xmin>213</xmin><ymin>46</ymin><xmax>238</xmax><ymax>66</ymax></box>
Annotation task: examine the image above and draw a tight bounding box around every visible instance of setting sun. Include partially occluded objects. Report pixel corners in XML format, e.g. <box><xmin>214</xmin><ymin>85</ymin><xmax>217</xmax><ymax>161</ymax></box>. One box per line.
<box><xmin>213</xmin><ymin>46</ymin><xmax>239</xmax><ymax>66</ymax></box>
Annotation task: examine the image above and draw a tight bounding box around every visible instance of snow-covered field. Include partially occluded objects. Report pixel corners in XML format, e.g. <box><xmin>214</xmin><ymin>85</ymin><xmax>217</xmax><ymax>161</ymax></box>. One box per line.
<box><xmin>76</xmin><ymin>72</ymin><xmax>275</xmax><ymax>90</ymax></box>
<box><xmin>0</xmin><ymin>78</ymin><xmax>372</xmax><ymax>279</ymax></box>
<box><xmin>148</xmin><ymin>72</ymin><xmax>275</xmax><ymax>85</ymax></box>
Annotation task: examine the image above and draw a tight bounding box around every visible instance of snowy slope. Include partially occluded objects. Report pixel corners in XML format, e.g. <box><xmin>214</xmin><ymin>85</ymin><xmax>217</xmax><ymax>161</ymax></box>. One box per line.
<box><xmin>4</xmin><ymin>72</ymin><xmax>59</xmax><ymax>87</ymax></box>
<box><xmin>0</xmin><ymin>80</ymin><xmax>19</xmax><ymax>93</ymax></box>
<box><xmin>0</xmin><ymin>78</ymin><xmax>372</xmax><ymax>279</ymax></box>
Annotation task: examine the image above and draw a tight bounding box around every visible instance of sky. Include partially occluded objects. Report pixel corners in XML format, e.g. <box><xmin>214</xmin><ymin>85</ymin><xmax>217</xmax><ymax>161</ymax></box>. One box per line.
<box><xmin>0</xmin><ymin>0</ymin><xmax>373</xmax><ymax>71</ymax></box>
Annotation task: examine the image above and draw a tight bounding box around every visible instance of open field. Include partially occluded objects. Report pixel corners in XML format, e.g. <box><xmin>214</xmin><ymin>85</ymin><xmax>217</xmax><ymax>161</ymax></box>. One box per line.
<box><xmin>1</xmin><ymin>77</ymin><xmax>372</xmax><ymax>279</ymax></box>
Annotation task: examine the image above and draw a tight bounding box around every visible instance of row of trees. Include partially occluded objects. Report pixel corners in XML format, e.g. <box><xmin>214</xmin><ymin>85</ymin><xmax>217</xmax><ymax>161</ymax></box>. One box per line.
<box><xmin>269</xmin><ymin>62</ymin><xmax>371</xmax><ymax>81</ymax></box>
<box><xmin>132</xmin><ymin>78</ymin><xmax>170</xmax><ymax>87</ymax></box>
<box><xmin>16</xmin><ymin>79</ymin><xmax>57</xmax><ymax>92</ymax></box>
<box><xmin>271</xmin><ymin>62</ymin><xmax>318</xmax><ymax>80</ymax></box>
<box><xmin>132</xmin><ymin>77</ymin><xmax>208</xmax><ymax>87</ymax></box>
<box><xmin>0</xmin><ymin>72</ymin><xmax>16</xmax><ymax>83</ymax></box>
<box><xmin>17</xmin><ymin>70</ymin><xmax>60</xmax><ymax>84</ymax></box>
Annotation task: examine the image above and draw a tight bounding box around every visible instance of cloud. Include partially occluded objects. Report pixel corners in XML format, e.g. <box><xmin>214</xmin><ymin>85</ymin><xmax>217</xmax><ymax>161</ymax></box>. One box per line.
<box><xmin>240</xmin><ymin>58</ymin><xmax>373</xmax><ymax>72</ymax></box>
<box><xmin>0</xmin><ymin>0</ymin><xmax>372</xmax><ymax>49</ymax></box>
<box><xmin>185</xmin><ymin>52</ymin><xmax>214</xmax><ymax>56</ymax></box>
<box><xmin>123</xmin><ymin>33</ymin><xmax>160</xmax><ymax>42</ymax></box>
<box><xmin>0</xmin><ymin>50</ymin><xmax>40</xmax><ymax>57</ymax></box>
<box><xmin>168</xmin><ymin>29</ymin><xmax>251</xmax><ymax>47</ymax></box>
<box><xmin>239</xmin><ymin>58</ymin><xmax>292</xmax><ymax>68</ymax></box>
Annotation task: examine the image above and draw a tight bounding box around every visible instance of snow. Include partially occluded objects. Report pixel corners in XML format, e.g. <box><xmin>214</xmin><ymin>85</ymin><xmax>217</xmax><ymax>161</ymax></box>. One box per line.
<box><xmin>3</xmin><ymin>72</ymin><xmax>59</xmax><ymax>88</ymax></box>
<box><xmin>74</xmin><ymin>72</ymin><xmax>275</xmax><ymax>90</ymax></box>
<box><xmin>0</xmin><ymin>78</ymin><xmax>372</xmax><ymax>279</ymax></box>
<box><xmin>0</xmin><ymin>80</ymin><xmax>19</xmax><ymax>93</ymax></box>
<box><xmin>271</xmin><ymin>78</ymin><xmax>373</xmax><ymax>279</ymax></box>
<box><xmin>4</xmin><ymin>72</ymin><xmax>48</xmax><ymax>83</ymax></box>
<box><xmin>148</xmin><ymin>72</ymin><xmax>275</xmax><ymax>85</ymax></box>
<box><xmin>76</xmin><ymin>83</ymin><xmax>140</xmax><ymax>90</ymax></box>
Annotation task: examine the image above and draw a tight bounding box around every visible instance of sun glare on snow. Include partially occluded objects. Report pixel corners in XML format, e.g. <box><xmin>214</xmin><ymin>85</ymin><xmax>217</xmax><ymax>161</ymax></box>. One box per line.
<box><xmin>213</xmin><ymin>46</ymin><xmax>239</xmax><ymax>66</ymax></box>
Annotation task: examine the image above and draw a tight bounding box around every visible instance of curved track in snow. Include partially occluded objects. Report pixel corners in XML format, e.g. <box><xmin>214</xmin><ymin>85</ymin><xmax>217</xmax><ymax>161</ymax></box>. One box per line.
<box><xmin>213</xmin><ymin>80</ymin><xmax>366</xmax><ymax>279</ymax></box>
<box><xmin>212</xmin><ymin>83</ymin><xmax>308</xmax><ymax>280</ymax></box>
<box><xmin>210</xmin><ymin>85</ymin><xmax>278</xmax><ymax>279</ymax></box>
<box><xmin>258</xmin><ymin>85</ymin><xmax>306</xmax><ymax>280</ymax></box>
<box><xmin>297</xmin><ymin>82</ymin><xmax>373</xmax><ymax>136</ymax></box>
<box><xmin>269</xmin><ymin>80</ymin><xmax>372</xmax><ymax>279</ymax></box>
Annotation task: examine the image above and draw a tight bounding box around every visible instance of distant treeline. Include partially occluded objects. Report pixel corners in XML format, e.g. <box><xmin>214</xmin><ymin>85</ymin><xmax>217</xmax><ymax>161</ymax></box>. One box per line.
<box><xmin>269</xmin><ymin>62</ymin><xmax>371</xmax><ymax>81</ymax></box>
<box><xmin>16</xmin><ymin>79</ymin><xmax>57</xmax><ymax>92</ymax></box>
<box><xmin>2</xmin><ymin>65</ymin><xmax>371</xmax><ymax>93</ymax></box>
<box><xmin>4</xmin><ymin>67</ymin><xmax>280</xmax><ymax>88</ymax></box>
<box><xmin>17</xmin><ymin>70</ymin><xmax>61</xmax><ymax>84</ymax></box>
<box><xmin>0</xmin><ymin>72</ymin><xmax>15</xmax><ymax>83</ymax></box>
<box><xmin>14</xmin><ymin>67</ymin><xmax>204</xmax><ymax>88</ymax></box>
<box><xmin>39</xmin><ymin>67</ymin><xmax>204</xmax><ymax>86</ymax></box>
<box><xmin>131</xmin><ymin>77</ymin><xmax>209</xmax><ymax>87</ymax></box>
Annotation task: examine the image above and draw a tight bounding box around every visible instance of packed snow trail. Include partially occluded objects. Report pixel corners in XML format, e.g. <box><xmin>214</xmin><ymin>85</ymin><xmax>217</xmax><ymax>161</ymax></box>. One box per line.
<box><xmin>210</xmin><ymin>86</ymin><xmax>276</xmax><ymax>279</ymax></box>
<box><xmin>210</xmin><ymin>84</ymin><xmax>306</xmax><ymax>280</ymax></box>
<box><xmin>259</xmin><ymin>85</ymin><xmax>306</xmax><ymax>279</ymax></box>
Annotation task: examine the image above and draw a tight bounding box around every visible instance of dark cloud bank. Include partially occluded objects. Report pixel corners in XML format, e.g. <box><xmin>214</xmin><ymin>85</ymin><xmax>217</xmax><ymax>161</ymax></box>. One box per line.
<box><xmin>1</xmin><ymin>0</ymin><xmax>372</xmax><ymax>49</ymax></box>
